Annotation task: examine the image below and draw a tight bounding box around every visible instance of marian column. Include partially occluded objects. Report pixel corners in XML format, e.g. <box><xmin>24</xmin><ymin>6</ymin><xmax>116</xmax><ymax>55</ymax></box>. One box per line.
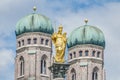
<box><xmin>49</xmin><ymin>25</ymin><xmax>70</xmax><ymax>80</ymax></box>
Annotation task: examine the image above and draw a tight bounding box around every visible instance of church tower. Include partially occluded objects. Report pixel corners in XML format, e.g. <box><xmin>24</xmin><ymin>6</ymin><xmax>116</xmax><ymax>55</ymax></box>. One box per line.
<box><xmin>15</xmin><ymin>7</ymin><xmax>54</xmax><ymax>80</ymax></box>
<box><xmin>67</xmin><ymin>20</ymin><xmax>106</xmax><ymax>80</ymax></box>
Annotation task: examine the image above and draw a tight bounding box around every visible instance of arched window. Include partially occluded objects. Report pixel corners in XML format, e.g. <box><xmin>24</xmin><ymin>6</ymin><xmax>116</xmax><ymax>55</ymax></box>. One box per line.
<box><xmin>18</xmin><ymin>41</ymin><xmax>21</xmax><ymax>47</ymax></box>
<box><xmin>97</xmin><ymin>52</ymin><xmax>100</xmax><ymax>58</ymax></box>
<box><xmin>41</xmin><ymin>55</ymin><xmax>47</xmax><ymax>74</ymax></box>
<box><xmin>92</xmin><ymin>51</ymin><xmax>95</xmax><ymax>57</ymax></box>
<box><xmin>19</xmin><ymin>56</ymin><xmax>24</xmax><ymax>76</ymax></box>
<box><xmin>27</xmin><ymin>38</ymin><xmax>31</xmax><ymax>44</ymax></box>
<box><xmin>73</xmin><ymin>52</ymin><xmax>76</xmax><ymax>58</ymax></box>
<box><xmin>85</xmin><ymin>50</ymin><xmax>89</xmax><ymax>56</ymax></box>
<box><xmin>71</xmin><ymin>68</ymin><xmax>76</xmax><ymax>80</ymax></box>
<box><xmin>45</xmin><ymin>39</ymin><xmax>49</xmax><ymax>45</ymax></box>
<box><xmin>41</xmin><ymin>38</ymin><xmax>44</xmax><ymax>44</ymax></box>
<box><xmin>79</xmin><ymin>51</ymin><xmax>82</xmax><ymax>56</ymax></box>
<box><xmin>22</xmin><ymin>40</ymin><xmax>24</xmax><ymax>46</ymax></box>
<box><xmin>92</xmin><ymin>67</ymin><xmax>99</xmax><ymax>80</ymax></box>
<box><xmin>33</xmin><ymin>38</ymin><xmax>37</xmax><ymax>44</ymax></box>
<box><xmin>70</xmin><ymin>53</ymin><xmax>72</xmax><ymax>59</ymax></box>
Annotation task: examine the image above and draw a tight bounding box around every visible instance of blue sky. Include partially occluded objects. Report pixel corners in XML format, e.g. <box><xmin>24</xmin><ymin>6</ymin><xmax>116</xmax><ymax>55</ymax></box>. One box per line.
<box><xmin>0</xmin><ymin>0</ymin><xmax>120</xmax><ymax>80</ymax></box>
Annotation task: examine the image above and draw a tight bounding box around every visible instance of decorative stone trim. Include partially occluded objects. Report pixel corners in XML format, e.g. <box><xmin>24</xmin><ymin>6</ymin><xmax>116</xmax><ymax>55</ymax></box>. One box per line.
<box><xmin>39</xmin><ymin>46</ymin><xmax>52</xmax><ymax>52</ymax></box>
<box><xmin>16</xmin><ymin>45</ymin><xmax>52</xmax><ymax>53</ymax></box>
<box><xmin>17</xmin><ymin>32</ymin><xmax>51</xmax><ymax>39</ymax></box>
<box><xmin>40</xmin><ymin>74</ymin><xmax>49</xmax><ymax>78</ymax></box>
<box><xmin>16</xmin><ymin>47</ymin><xmax>27</xmax><ymax>53</ymax></box>
<box><xmin>68</xmin><ymin>57</ymin><xmax>103</xmax><ymax>64</ymax></box>
<box><xmin>68</xmin><ymin>44</ymin><xmax>104</xmax><ymax>51</ymax></box>
<box><xmin>17</xmin><ymin>75</ymin><xmax>24</xmax><ymax>79</ymax></box>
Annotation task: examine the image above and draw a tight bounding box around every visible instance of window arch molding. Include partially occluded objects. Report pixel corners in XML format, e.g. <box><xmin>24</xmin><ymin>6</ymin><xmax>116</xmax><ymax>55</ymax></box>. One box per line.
<box><xmin>92</xmin><ymin>67</ymin><xmax>99</xmax><ymax>80</ymax></box>
<box><xmin>19</xmin><ymin>56</ymin><xmax>24</xmax><ymax>76</ymax></box>
<box><xmin>71</xmin><ymin>68</ymin><xmax>76</xmax><ymax>80</ymax></box>
<box><xmin>40</xmin><ymin>54</ymin><xmax>48</xmax><ymax>74</ymax></box>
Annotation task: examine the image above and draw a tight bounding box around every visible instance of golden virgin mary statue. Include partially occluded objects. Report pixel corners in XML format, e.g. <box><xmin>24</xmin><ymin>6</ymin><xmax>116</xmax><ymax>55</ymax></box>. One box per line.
<box><xmin>51</xmin><ymin>25</ymin><xmax>67</xmax><ymax>63</ymax></box>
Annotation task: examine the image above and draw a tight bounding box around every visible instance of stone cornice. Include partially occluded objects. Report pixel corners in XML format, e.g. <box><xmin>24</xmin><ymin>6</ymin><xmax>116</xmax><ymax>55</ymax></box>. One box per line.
<box><xmin>17</xmin><ymin>32</ymin><xmax>51</xmax><ymax>39</ymax></box>
<box><xmin>68</xmin><ymin>44</ymin><xmax>104</xmax><ymax>51</ymax></box>
<box><xmin>16</xmin><ymin>46</ymin><xmax>52</xmax><ymax>53</ymax></box>
<box><xmin>16</xmin><ymin>47</ymin><xmax>27</xmax><ymax>53</ymax></box>
<box><xmin>68</xmin><ymin>57</ymin><xmax>103</xmax><ymax>64</ymax></box>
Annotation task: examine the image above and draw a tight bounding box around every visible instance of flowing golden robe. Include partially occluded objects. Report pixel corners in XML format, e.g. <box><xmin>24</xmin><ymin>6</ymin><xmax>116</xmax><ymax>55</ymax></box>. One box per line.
<box><xmin>51</xmin><ymin>26</ymin><xmax>67</xmax><ymax>63</ymax></box>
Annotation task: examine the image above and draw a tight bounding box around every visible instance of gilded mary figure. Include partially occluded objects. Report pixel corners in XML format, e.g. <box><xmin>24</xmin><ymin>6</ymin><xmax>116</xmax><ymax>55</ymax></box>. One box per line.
<box><xmin>51</xmin><ymin>25</ymin><xmax>67</xmax><ymax>63</ymax></box>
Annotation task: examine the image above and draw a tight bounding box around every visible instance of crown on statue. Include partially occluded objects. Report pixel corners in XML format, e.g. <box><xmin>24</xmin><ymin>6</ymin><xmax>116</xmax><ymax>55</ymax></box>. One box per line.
<box><xmin>59</xmin><ymin>24</ymin><xmax>63</xmax><ymax>29</ymax></box>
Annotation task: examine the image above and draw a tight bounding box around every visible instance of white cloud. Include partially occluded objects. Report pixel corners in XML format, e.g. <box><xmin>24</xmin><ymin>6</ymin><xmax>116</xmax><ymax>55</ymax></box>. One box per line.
<box><xmin>0</xmin><ymin>49</ymin><xmax>14</xmax><ymax>71</ymax></box>
<box><xmin>0</xmin><ymin>39</ymin><xmax>15</xmax><ymax>48</ymax></box>
<box><xmin>0</xmin><ymin>48</ymin><xmax>15</xmax><ymax>80</ymax></box>
<box><xmin>0</xmin><ymin>0</ymin><xmax>29</xmax><ymax>12</ymax></box>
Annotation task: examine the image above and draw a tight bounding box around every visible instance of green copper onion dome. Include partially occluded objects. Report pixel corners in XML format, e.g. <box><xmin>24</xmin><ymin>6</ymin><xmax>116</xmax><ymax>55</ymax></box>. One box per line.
<box><xmin>67</xmin><ymin>25</ymin><xmax>105</xmax><ymax>48</ymax></box>
<box><xmin>15</xmin><ymin>13</ymin><xmax>54</xmax><ymax>36</ymax></box>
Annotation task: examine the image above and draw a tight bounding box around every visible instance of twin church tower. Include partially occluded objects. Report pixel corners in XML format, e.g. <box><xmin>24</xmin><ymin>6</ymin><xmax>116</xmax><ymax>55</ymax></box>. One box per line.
<box><xmin>15</xmin><ymin>7</ymin><xmax>106</xmax><ymax>80</ymax></box>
